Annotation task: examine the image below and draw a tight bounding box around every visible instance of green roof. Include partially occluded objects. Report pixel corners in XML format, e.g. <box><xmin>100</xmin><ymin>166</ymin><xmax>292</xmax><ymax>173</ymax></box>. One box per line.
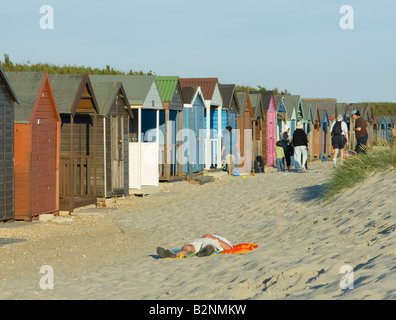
<box><xmin>6</xmin><ymin>71</ymin><xmax>46</xmax><ymax>123</ymax></box>
<box><xmin>49</xmin><ymin>73</ymin><xmax>100</xmax><ymax>114</ymax></box>
<box><xmin>89</xmin><ymin>75</ymin><xmax>161</xmax><ymax>107</ymax></box>
<box><xmin>155</xmin><ymin>76</ymin><xmax>179</xmax><ymax>102</ymax></box>
<box><xmin>90</xmin><ymin>81</ymin><xmax>132</xmax><ymax>117</ymax></box>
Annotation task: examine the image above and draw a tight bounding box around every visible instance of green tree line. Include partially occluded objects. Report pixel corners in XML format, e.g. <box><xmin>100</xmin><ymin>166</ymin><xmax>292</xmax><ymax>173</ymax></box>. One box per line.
<box><xmin>0</xmin><ymin>54</ymin><xmax>154</xmax><ymax>76</ymax></box>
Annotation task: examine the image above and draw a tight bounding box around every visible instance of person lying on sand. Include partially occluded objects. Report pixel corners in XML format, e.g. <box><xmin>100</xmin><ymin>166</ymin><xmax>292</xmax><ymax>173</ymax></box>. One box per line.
<box><xmin>157</xmin><ymin>234</ymin><xmax>233</xmax><ymax>258</ymax></box>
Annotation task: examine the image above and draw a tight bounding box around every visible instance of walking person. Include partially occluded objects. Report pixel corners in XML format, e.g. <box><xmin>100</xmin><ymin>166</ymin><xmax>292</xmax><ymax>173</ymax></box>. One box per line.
<box><xmin>275</xmin><ymin>141</ymin><xmax>285</xmax><ymax>172</ymax></box>
<box><xmin>351</xmin><ymin>110</ymin><xmax>368</xmax><ymax>153</ymax></box>
<box><xmin>280</xmin><ymin>127</ymin><xmax>292</xmax><ymax>172</ymax></box>
<box><xmin>330</xmin><ymin>114</ymin><xmax>349</xmax><ymax>167</ymax></box>
<box><xmin>292</xmin><ymin>121</ymin><xmax>309</xmax><ymax>172</ymax></box>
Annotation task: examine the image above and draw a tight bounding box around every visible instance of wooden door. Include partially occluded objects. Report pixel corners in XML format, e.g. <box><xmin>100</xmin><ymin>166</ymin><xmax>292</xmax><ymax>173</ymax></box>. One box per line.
<box><xmin>111</xmin><ymin>116</ymin><xmax>124</xmax><ymax>191</ymax></box>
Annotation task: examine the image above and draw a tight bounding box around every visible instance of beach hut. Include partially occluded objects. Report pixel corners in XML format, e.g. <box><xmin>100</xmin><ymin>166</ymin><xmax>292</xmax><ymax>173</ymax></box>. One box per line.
<box><xmin>0</xmin><ymin>67</ymin><xmax>19</xmax><ymax>222</ymax></box>
<box><xmin>384</xmin><ymin>116</ymin><xmax>395</xmax><ymax>143</ymax></box>
<box><xmin>377</xmin><ymin>117</ymin><xmax>387</xmax><ymax>141</ymax></box>
<box><xmin>219</xmin><ymin>84</ymin><xmax>240</xmax><ymax>132</ymax></box>
<box><xmin>155</xmin><ymin>76</ymin><xmax>184</xmax><ymax>181</ymax></box>
<box><xmin>236</xmin><ymin>91</ymin><xmax>253</xmax><ymax>174</ymax></box>
<box><xmin>302</xmin><ymin>101</ymin><xmax>314</xmax><ymax>161</ymax></box>
<box><xmin>274</xmin><ymin>95</ymin><xmax>302</xmax><ymax>139</ymax></box>
<box><xmin>261</xmin><ymin>91</ymin><xmax>276</xmax><ymax>167</ymax></box>
<box><xmin>345</xmin><ymin>103</ymin><xmax>374</xmax><ymax>148</ymax></box>
<box><xmin>89</xmin><ymin>75</ymin><xmax>162</xmax><ymax>191</ymax></box>
<box><xmin>310</xmin><ymin>103</ymin><xmax>321</xmax><ymax>159</ymax></box>
<box><xmin>179</xmin><ymin>78</ymin><xmax>223</xmax><ymax>170</ymax></box>
<box><xmin>370</xmin><ymin>116</ymin><xmax>380</xmax><ymax>143</ymax></box>
<box><xmin>249</xmin><ymin>91</ymin><xmax>276</xmax><ymax>167</ymax></box>
<box><xmin>248</xmin><ymin>92</ymin><xmax>265</xmax><ymax>173</ymax></box>
<box><xmin>303</xmin><ymin>98</ymin><xmax>338</xmax><ymax>156</ymax></box>
<box><xmin>90</xmin><ymin>77</ymin><xmax>134</xmax><ymax>198</ymax></box>
<box><xmin>319</xmin><ymin>109</ymin><xmax>330</xmax><ymax>161</ymax></box>
<box><xmin>274</xmin><ymin>96</ymin><xmax>287</xmax><ymax>140</ymax></box>
<box><xmin>49</xmin><ymin>74</ymin><xmax>101</xmax><ymax>213</ymax></box>
<box><xmin>180</xmin><ymin>86</ymin><xmax>205</xmax><ymax>174</ymax></box>
<box><xmin>6</xmin><ymin>72</ymin><xmax>61</xmax><ymax>221</ymax></box>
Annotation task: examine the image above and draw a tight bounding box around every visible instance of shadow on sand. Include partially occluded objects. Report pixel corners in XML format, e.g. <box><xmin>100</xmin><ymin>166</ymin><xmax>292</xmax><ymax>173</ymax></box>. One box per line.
<box><xmin>0</xmin><ymin>238</ymin><xmax>27</xmax><ymax>248</ymax></box>
<box><xmin>298</xmin><ymin>183</ymin><xmax>328</xmax><ymax>202</ymax></box>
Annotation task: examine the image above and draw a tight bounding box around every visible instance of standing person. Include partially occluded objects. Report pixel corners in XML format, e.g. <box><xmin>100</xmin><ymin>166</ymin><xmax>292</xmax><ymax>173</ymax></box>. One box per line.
<box><xmin>351</xmin><ymin>110</ymin><xmax>368</xmax><ymax>153</ymax></box>
<box><xmin>221</xmin><ymin>126</ymin><xmax>240</xmax><ymax>175</ymax></box>
<box><xmin>330</xmin><ymin>114</ymin><xmax>349</xmax><ymax>167</ymax></box>
<box><xmin>280</xmin><ymin>127</ymin><xmax>291</xmax><ymax>172</ymax></box>
<box><xmin>275</xmin><ymin>141</ymin><xmax>285</xmax><ymax>172</ymax></box>
<box><xmin>292</xmin><ymin>121</ymin><xmax>309</xmax><ymax>172</ymax></box>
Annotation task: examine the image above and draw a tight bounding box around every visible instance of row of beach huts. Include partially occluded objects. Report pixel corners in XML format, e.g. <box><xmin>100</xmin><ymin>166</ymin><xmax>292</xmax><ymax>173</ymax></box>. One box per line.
<box><xmin>1</xmin><ymin>67</ymin><xmax>395</xmax><ymax>222</ymax></box>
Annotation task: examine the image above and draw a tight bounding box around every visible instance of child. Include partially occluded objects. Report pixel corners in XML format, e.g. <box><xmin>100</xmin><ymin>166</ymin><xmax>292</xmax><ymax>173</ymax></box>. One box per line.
<box><xmin>275</xmin><ymin>141</ymin><xmax>286</xmax><ymax>172</ymax></box>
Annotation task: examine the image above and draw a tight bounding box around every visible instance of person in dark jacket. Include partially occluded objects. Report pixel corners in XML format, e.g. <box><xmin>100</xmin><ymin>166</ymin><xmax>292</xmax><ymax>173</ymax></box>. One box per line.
<box><xmin>351</xmin><ymin>110</ymin><xmax>368</xmax><ymax>153</ymax></box>
<box><xmin>292</xmin><ymin>121</ymin><xmax>309</xmax><ymax>172</ymax></box>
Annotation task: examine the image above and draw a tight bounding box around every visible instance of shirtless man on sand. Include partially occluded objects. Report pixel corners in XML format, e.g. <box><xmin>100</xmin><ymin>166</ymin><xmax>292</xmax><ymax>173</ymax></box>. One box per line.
<box><xmin>157</xmin><ymin>234</ymin><xmax>233</xmax><ymax>258</ymax></box>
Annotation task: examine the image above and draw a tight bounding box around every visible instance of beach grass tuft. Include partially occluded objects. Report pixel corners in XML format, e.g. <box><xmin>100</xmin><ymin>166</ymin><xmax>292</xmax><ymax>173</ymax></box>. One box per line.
<box><xmin>324</xmin><ymin>139</ymin><xmax>396</xmax><ymax>201</ymax></box>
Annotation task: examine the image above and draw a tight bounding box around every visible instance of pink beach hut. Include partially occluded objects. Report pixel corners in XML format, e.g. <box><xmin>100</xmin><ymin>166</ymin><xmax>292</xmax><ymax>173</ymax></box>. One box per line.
<box><xmin>262</xmin><ymin>91</ymin><xmax>276</xmax><ymax>167</ymax></box>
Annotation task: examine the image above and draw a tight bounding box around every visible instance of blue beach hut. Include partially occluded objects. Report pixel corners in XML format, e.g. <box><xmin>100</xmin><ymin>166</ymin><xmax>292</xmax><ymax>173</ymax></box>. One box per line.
<box><xmin>181</xmin><ymin>86</ymin><xmax>205</xmax><ymax>174</ymax></box>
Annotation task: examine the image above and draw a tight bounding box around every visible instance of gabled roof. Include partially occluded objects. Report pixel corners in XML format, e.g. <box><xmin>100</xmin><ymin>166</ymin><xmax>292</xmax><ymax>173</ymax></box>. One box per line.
<box><xmin>179</xmin><ymin>78</ymin><xmax>218</xmax><ymax>101</ymax></box>
<box><xmin>337</xmin><ymin>103</ymin><xmax>347</xmax><ymax>117</ymax></box>
<box><xmin>90</xmin><ymin>80</ymin><xmax>133</xmax><ymax>118</ymax></box>
<box><xmin>302</xmin><ymin>98</ymin><xmax>337</xmax><ymax>119</ymax></box>
<box><xmin>155</xmin><ymin>76</ymin><xmax>184</xmax><ymax>110</ymax></box>
<box><xmin>181</xmin><ymin>86</ymin><xmax>204</xmax><ymax>106</ymax></box>
<box><xmin>219</xmin><ymin>84</ymin><xmax>240</xmax><ymax>114</ymax></box>
<box><xmin>6</xmin><ymin>71</ymin><xmax>59</xmax><ymax>123</ymax></box>
<box><xmin>344</xmin><ymin>103</ymin><xmax>375</xmax><ymax>122</ymax></box>
<box><xmin>49</xmin><ymin>74</ymin><xmax>100</xmax><ymax>115</ymax></box>
<box><xmin>0</xmin><ymin>66</ymin><xmax>19</xmax><ymax>103</ymax></box>
<box><xmin>254</xmin><ymin>91</ymin><xmax>273</xmax><ymax>111</ymax></box>
<box><xmin>89</xmin><ymin>75</ymin><xmax>162</xmax><ymax>108</ymax></box>
<box><xmin>302</xmin><ymin>102</ymin><xmax>311</xmax><ymax>122</ymax></box>
<box><xmin>155</xmin><ymin>76</ymin><xmax>179</xmax><ymax>102</ymax></box>
<box><xmin>383</xmin><ymin>115</ymin><xmax>395</xmax><ymax>126</ymax></box>
<box><xmin>248</xmin><ymin>92</ymin><xmax>263</xmax><ymax>118</ymax></box>
<box><xmin>275</xmin><ymin>95</ymin><xmax>301</xmax><ymax>120</ymax></box>
<box><xmin>236</xmin><ymin>91</ymin><xmax>253</xmax><ymax>117</ymax></box>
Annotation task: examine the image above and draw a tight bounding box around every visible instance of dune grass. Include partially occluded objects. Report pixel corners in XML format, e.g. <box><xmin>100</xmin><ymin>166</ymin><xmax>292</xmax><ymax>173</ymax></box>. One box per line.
<box><xmin>324</xmin><ymin>139</ymin><xmax>396</xmax><ymax>201</ymax></box>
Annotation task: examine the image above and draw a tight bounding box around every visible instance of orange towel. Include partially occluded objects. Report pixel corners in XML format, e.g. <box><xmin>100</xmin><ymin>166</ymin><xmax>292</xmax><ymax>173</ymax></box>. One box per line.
<box><xmin>219</xmin><ymin>243</ymin><xmax>258</xmax><ymax>255</ymax></box>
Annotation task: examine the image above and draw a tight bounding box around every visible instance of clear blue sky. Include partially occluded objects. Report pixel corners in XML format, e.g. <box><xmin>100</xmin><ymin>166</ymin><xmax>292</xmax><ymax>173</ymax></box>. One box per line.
<box><xmin>1</xmin><ymin>0</ymin><xmax>395</xmax><ymax>102</ymax></box>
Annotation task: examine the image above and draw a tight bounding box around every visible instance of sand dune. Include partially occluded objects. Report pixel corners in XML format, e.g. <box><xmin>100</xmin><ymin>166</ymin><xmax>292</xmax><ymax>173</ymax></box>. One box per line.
<box><xmin>0</xmin><ymin>161</ymin><xmax>395</xmax><ymax>300</ymax></box>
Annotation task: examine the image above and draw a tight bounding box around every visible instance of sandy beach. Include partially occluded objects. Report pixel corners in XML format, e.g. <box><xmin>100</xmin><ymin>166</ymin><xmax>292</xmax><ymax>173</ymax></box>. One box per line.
<box><xmin>1</xmin><ymin>161</ymin><xmax>396</xmax><ymax>300</ymax></box>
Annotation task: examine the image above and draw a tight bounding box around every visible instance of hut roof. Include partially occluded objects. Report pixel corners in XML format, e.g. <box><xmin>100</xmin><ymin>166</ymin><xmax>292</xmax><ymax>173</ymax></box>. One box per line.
<box><xmin>49</xmin><ymin>74</ymin><xmax>99</xmax><ymax>115</ymax></box>
<box><xmin>248</xmin><ymin>92</ymin><xmax>262</xmax><ymax>118</ymax></box>
<box><xmin>0</xmin><ymin>66</ymin><xmax>19</xmax><ymax>103</ymax></box>
<box><xmin>155</xmin><ymin>76</ymin><xmax>181</xmax><ymax>102</ymax></box>
<box><xmin>219</xmin><ymin>84</ymin><xmax>240</xmax><ymax>113</ymax></box>
<box><xmin>344</xmin><ymin>103</ymin><xmax>376</xmax><ymax>122</ymax></box>
<box><xmin>302</xmin><ymin>98</ymin><xmax>337</xmax><ymax>119</ymax></box>
<box><xmin>181</xmin><ymin>86</ymin><xmax>198</xmax><ymax>104</ymax></box>
<box><xmin>256</xmin><ymin>91</ymin><xmax>273</xmax><ymax>111</ymax></box>
<box><xmin>90</xmin><ymin>81</ymin><xmax>133</xmax><ymax>118</ymax></box>
<box><xmin>179</xmin><ymin>78</ymin><xmax>218</xmax><ymax>101</ymax></box>
<box><xmin>236</xmin><ymin>91</ymin><xmax>247</xmax><ymax>116</ymax></box>
<box><xmin>5</xmin><ymin>71</ymin><xmax>48</xmax><ymax>123</ymax></box>
<box><xmin>89</xmin><ymin>75</ymin><xmax>161</xmax><ymax>108</ymax></box>
<box><xmin>274</xmin><ymin>95</ymin><xmax>301</xmax><ymax>119</ymax></box>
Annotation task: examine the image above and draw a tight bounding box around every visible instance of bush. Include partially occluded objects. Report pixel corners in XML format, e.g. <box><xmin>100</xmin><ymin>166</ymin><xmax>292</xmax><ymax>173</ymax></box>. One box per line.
<box><xmin>324</xmin><ymin>140</ymin><xmax>396</xmax><ymax>200</ymax></box>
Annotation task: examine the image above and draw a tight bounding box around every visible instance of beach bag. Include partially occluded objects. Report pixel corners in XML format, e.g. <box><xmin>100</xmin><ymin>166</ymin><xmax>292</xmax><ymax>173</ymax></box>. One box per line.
<box><xmin>332</xmin><ymin>121</ymin><xmax>342</xmax><ymax>136</ymax></box>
